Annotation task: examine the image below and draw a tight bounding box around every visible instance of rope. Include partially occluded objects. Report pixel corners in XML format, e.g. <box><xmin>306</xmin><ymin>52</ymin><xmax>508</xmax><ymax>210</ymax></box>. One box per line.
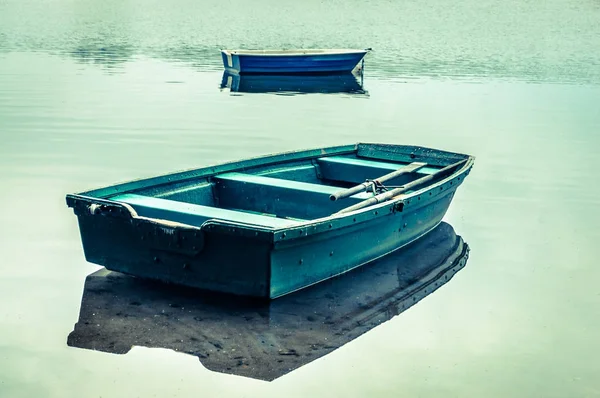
<box><xmin>365</xmin><ymin>179</ymin><xmax>396</xmax><ymax>195</ymax></box>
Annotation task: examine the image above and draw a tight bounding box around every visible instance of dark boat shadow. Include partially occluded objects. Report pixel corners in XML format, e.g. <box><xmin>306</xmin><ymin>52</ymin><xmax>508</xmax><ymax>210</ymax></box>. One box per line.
<box><xmin>219</xmin><ymin>71</ymin><xmax>368</xmax><ymax>96</ymax></box>
<box><xmin>67</xmin><ymin>222</ymin><xmax>469</xmax><ymax>381</ymax></box>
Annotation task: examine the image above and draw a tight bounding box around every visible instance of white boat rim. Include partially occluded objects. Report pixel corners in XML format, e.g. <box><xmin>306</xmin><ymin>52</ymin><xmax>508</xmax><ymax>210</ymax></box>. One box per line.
<box><xmin>221</xmin><ymin>49</ymin><xmax>369</xmax><ymax>57</ymax></box>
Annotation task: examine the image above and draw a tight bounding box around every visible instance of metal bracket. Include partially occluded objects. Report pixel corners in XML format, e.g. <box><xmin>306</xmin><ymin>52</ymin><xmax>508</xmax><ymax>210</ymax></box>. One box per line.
<box><xmin>134</xmin><ymin>218</ymin><xmax>204</xmax><ymax>256</ymax></box>
<box><xmin>311</xmin><ymin>159</ymin><xmax>323</xmax><ymax>179</ymax></box>
<box><xmin>393</xmin><ymin>202</ymin><xmax>404</xmax><ymax>213</ymax></box>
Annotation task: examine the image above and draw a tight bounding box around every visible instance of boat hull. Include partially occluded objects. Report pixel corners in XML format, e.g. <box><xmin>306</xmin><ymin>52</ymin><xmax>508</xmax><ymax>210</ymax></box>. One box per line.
<box><xmin>269</xmin><ymin>189</ymin><xmax>456</xmax><ymax>298</ymax></box>
<box><xmin>66</xmin><ymin>143</ymin><xmax>474</xmax><ymax>300</ymax></box>
<box><xmin>221</xmin><ymin>50</ymin><xmax>367</xmax><ymax>74</ymax></box>
<box><xmin>69</xmin><ymin>181</ymin><xmax>462</xmax><ymax>299</ymax></box>
<box><xmin>74</xmin><ymin>211</ymin><xmax>273</xmax><ymax>298</ymax></box>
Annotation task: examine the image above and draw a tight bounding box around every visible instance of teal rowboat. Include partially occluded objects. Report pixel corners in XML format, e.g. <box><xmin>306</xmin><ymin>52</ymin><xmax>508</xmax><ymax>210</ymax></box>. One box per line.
<box><xmin>66</xmin><ymin>143</ymin><xmax>475</xmax><ymax>299</ymax></box>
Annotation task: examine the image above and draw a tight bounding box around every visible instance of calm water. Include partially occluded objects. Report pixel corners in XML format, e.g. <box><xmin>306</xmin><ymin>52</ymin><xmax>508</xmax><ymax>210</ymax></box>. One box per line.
<box><xmin>1</xmin><ymin>0</ymin><xmax>600</xmax><ymax>396</ymax></box>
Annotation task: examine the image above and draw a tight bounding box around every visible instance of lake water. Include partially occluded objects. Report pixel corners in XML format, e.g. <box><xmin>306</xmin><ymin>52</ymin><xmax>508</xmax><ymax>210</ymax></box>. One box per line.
<box><xmin>1</xmin><ymin>0</ymin><xmax>599</xmax><ymax>397</ymax></box>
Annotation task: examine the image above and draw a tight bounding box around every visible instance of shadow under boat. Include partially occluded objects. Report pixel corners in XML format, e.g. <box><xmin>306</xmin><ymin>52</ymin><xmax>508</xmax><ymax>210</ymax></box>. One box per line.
<box><xmin>219</xmin><ymin>71</ymin><xmax>368</xmax><ymax>95</ymax></box>
<box><xmin>67</xmin><ymin>222</ymin><xmax>469</xmax><ymax>382</ymax></box>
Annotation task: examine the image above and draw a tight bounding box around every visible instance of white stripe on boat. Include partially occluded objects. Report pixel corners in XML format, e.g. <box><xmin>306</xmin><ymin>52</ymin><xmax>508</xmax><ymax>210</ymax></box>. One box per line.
<box><xmin>223</xmin><ymin>49</ymin><xmax>368</xmax><ymax>57</ymax></box>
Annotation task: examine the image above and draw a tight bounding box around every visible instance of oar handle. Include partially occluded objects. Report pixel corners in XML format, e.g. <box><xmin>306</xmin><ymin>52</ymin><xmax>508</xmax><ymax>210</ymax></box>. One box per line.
<box><xmin>329</xmin><ymin>182</ymin><xmax>370</xmax><ymax>201</ymax></box>
<box><xmin>330</xmin><ymin>162</ymin><xmax>427</xmax><ymax>201</ymax></box>
<box><xmin>334</xmin><ymin>159</ymin><xmax>468</xmax><ymax>214</ymax></box>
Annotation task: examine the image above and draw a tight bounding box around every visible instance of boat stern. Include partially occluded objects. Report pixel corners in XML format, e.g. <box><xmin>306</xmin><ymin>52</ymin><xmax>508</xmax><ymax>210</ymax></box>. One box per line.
<box><xmin>221</xmin><ymin>50</ymin><xmax>241</xmax><ymax>73</ymax></box>
<box><xmin>66</xmin><ymin>194</ymin><xmax>275</xmax><ymax>299</ymax></box>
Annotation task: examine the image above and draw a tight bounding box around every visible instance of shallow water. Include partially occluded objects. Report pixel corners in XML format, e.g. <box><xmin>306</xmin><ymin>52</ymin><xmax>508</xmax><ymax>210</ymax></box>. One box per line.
<box><xmin>1</xmin><ymin>0</ymin><xmax>600</xmax><ymax>397</ymax></box>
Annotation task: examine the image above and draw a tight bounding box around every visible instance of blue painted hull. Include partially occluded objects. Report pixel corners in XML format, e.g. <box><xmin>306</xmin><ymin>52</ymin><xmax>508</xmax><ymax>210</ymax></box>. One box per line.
<box><xmin>221</xmin><ymin>50</ymin><xmax>368</xmax><ymax>74</ymax></box>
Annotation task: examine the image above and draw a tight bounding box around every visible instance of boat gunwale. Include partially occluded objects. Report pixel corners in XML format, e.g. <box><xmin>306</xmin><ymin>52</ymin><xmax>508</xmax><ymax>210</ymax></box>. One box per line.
<box><xmin>72</xmin><ymin>144</ymin><xmax>359</xmax><ymax>198</ymax></box>
<box><xmin>221</xmin><ymin>49</ymin><xmax>369</xmax><ymax>57</ymax></box>
<box><xmin>66</xmin><ymin>143</ymin><xmax>474</xmax><ymax>240</ymax></box>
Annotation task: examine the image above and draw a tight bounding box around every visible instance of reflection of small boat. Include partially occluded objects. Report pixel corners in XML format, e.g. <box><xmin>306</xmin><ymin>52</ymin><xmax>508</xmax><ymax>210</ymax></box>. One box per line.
<box><xmin>220</xmin><ymin>71</ymin><xmax>367</xmax><ymax>95</ymax></box>
<box><xmin>67</xmin><ymin>222</ymin><xmax>469</xmax><ymax>381</ymax></box>
<box><xmin>65</xmin><ymin>143</ymin><xmax>474</xmax><ymax>299</ymax></box>
<box><xmin>220</xmin><ymin>49</ymin><xmax>369</xmax><ymax>74</ymax></box>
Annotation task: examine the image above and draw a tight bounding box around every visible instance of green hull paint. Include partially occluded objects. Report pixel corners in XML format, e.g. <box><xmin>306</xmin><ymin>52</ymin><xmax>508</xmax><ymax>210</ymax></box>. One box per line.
<box><xmin>269</xmin><ymin>191</ymin><xmax>455</xmax><ymax>298</ymax></box>
<box><xmin>66</xmin><ymin>143</ymin><xmax>474</xmax><ymax>299</ymax></box>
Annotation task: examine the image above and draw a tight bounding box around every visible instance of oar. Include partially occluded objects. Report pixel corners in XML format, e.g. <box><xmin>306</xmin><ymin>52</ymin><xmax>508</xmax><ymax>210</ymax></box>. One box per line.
<box><xmin>329</xmin><ymin>162</ymin><xmax>427</xmax><ymax>201</ymax></box>
<box><xmin>335</xmin><ymin>159</ymin><xmax>468</xmax><ymax>214</ymax></box>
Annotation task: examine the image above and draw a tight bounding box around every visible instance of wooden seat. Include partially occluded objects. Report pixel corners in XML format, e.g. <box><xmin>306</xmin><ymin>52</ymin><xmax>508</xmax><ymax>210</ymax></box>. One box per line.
<box><xmin>213</xmin><ymin>172</ymin><xmax>373</xmax><ymax>219</ymax></box>
<box><xmin>317</xmin><ymin>156</ymin><xmax>437</xmax><ymax>185</ymax></box>
<box><xmin>110</xmin><ymin>193</ymin><xmax>298</xmax><ymax>228</ymax></box>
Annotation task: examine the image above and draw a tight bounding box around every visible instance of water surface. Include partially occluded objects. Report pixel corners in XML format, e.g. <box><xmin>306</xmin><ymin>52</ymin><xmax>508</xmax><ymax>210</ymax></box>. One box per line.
<box><xmin>1</xmin><ymin>0</ymin><xmax>599</xmax><ymax>397</ymax></box>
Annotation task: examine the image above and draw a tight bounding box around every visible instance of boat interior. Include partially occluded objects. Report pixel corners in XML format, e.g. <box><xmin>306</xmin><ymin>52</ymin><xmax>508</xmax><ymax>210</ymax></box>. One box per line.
<box><xmin>105</xmin><ymin>152</ymin><xmax>466</xmax><ymax>229</ymax></box>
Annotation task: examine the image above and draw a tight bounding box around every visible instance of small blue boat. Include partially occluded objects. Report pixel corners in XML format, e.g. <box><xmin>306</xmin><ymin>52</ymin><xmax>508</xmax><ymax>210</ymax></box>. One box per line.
<box><xmin>65</xmin><ymin>143</ymin><xmax>474</xmax><ymax>299</ymax></box>
<box><xmin>220</xmin><ymin>48</ymin><xmax>369</xmax><ymax>74</ymax></box>
<box><xmin>220</xmin><ymin>71</ymin><xmax>367</xmax><ymax>95</ymax></box>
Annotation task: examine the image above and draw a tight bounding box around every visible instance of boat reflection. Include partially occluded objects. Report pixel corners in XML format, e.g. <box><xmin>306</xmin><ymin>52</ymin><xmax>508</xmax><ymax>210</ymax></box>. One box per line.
<box><xmin>67</xmin><ymin>222</ymin><xmax>469</xmax><ymax>381</ymax></box>
<box><xmin>219</xmin><ymin>71</ymin><xmax>368</xmax><ymax>96</ymax></box>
